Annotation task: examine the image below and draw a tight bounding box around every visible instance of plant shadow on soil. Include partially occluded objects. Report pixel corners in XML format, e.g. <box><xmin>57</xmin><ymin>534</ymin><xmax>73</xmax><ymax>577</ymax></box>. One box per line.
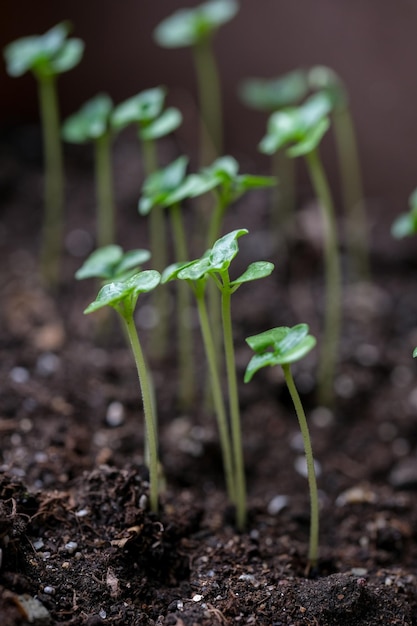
<box><xmin>1</xmin><ymin>130</ymin><xmax>417</xmax><ymax>624</ymax></box>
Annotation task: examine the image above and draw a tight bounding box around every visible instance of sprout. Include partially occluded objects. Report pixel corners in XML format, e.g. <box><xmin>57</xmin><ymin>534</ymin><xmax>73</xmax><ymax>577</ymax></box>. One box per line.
<box><xmin>244</xmin><ymin>324</ymin><xmax>319</xmax><ymax>568</ymax></box>
<box><xmin>62</xmin><ymin>94</ymin><xmax>116</xmax><ymax>247</ymax></box>
<box><xmin>308</xmin><ymin>65</ymin><xmax>370</xmax><ymax>282</ymax></box>
<box><xmin>154</xmin><ymin>0</ymin><xmax>239</xmax><ymax>163</ymax></box>
<box><xmin>84</xmin><ymin>271</ymin><xmax>161</xmax><ymax>513</ymax></box>
<box><xmin>3</xmin><ymin>21</ymin><xmax>84</xmax><ymax>286</ymax></box>
<box><xmin>260</xmin><ymin>94</ymin><xmax>341</xmax><ymax>408</ymax></box>
<box><xmin>75</xmin><ymin>245</ymin><xmax>151</xmax><ymax>282</ymax></box>
<box><xmin>163</xmin><ymin>229</ymin><xmax>274</xmax><ymax>530</ymax></box>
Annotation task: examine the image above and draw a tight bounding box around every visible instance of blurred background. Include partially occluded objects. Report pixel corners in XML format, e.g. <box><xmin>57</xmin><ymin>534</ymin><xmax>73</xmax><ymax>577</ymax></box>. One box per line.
<box><xmin>2</xmin><ymin>0</ymin><xmax>417</xmax><ymax>229</ymax></box>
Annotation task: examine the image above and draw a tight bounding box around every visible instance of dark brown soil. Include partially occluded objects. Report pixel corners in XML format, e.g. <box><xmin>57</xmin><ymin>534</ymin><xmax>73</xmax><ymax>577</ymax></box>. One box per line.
<box><xmin>2</xmin><ymin>128</ymin><xmax>417</xmax><ymax>625</ymax></box>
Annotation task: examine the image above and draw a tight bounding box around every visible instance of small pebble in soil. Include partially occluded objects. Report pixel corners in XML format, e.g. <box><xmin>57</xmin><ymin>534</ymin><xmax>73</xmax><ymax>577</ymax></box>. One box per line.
<box><xmin>64</xmin><ymin>541</ymin><xmax>78</xmax><ymax>554</ymax></box>
<box><xmin>10</xmin><ymin>366</ymin><xmax>30</xmax><ymax>383</ymax></box>
<box><xmin>335</xmin><ymin>485</ymin><xmax>377</xmax><ymax>506</ymax></box>
<box><xmin>36</xmin><ymin>352</ymin><xmax>60</xmax><ymax>376</ymax></box>
<box><xmin>267</xmin><ymin>495</ymin><xmax>289</xmax><ymax>515</ymax></box>
<box><xmin>43</xmin><ymin>586</ymin><xmax>55</xmax><ymax>595</ymax></box>
<box><xmin>33</xmin><ymin>539</ymin><xmax>44</xmax><ymax>551</ymax></box>
<box><xmin>14</xmin><ymin>594</ymin><xmax>51</xmax><ymax>624</ymax></box>
<box><xmin>106</xmin><ymin>401</ymin><xmax>125</xmax><ymax>427</ymax></box>
<box><xmin>75</xmin><ymin>508</ymin><xmax>89</xmax><ymax>518</ymax></box>
<box><xmin>139</xmin><ymin>494</ymin><xmax>148</xmax><ymax>509</ymax></box>
<box><xmin>192</xmin><ymin>594</ymin><xmax>203</xmax><ymax>602</ymax></box>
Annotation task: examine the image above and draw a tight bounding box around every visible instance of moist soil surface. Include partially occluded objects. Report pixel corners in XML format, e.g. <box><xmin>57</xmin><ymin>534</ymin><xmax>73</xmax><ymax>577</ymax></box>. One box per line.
<box><xmin>2</xmin><ymin>129</ymin><xmax>417</xmax><ymax>625</ymax></box>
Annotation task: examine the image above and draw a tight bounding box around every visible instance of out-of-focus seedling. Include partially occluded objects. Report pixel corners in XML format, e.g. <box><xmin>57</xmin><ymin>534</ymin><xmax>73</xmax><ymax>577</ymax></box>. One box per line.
<box><xmin>259</xmin><ymin>93</ymin><xmax>341</xmax><ymax>408</ymax></box>
<box><xmin>3</xmin><ymin>21</ymin><xmax>84</xmax><ymax>287</ymax></box>
<box><xmin>154</xmin><ymin>0</ymin><xmax>239</xmax><ymax>164</ymax></box>
<box><xmin>244</xmin><ymin>323</ymin><xmax>319</xmax><ymax>569</ymax></box>
<box><xmin>84</xmin><ymin>271</ymin><xmax>161</xmax><ymax>513</ymax></box>
<box><xmin>62</xmin><ymin>94</ymin><xmax>116</xmax><ymax>247</ymax></box>
<box><xmin>391</xmin><ymin>187</ymin><xmax>417</xmax><ymax>239</ymax></box>
<box><xmin>308</xmin><ymin>65</ymin><xmax>370</xmax><ymax>282</ymax></box>
<box><xmin>163</xmin><ymin>229</ymin><xmax>274</xmax><ymax>530</ymax></box>
<box><xmin>239</xmin><ymin>70</ymin><xmax>309</xmax><ymax>235</ymax></box>
<box><xmin>75</xmin><ymin>244</ymin><xmax>151</xmax><ymax>282</ymax></box>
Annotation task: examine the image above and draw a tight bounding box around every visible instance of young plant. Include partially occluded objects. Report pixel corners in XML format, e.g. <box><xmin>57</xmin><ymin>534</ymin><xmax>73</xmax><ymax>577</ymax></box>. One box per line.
<box><xmin>112</xmin><ymin>87</ymin><xmax>182</xmax><ymax>360</ymax></box>
<box><xmin>244</xmin><ymin>323</ymin><xmax>319</xmax><ymax>568</ymax></box>
<box><xmin>75</xmin><ymin>244</ymin><xmax>151</xmax><ymax>282</ymax></box>
<box><xmin>308</xmin><ymin>65</ymin><xmax>370</xmax><ymax>282</ymax></box>
<box><xmin>239</xmin><ymin>70</ymin><xmax>309</xmax><ymax>235</ymax></box>
<box><xmin>140</xmin><ymin>156</ymin><xmax>195</xmax><ymax>408</ymax></box>
<box><xmin>62</xmin><ymin>94</ymin><xmax>116</xmax><ymax>247</ymax></box>
<box><xmin>3</xmin><ymin>22</ymin><xmax>84</xmax><ymax>287</ymax></box>
<box><xmin>84</xmin><ymin>270</ymin><xmax>161</xmax><ymax>513</ymax></box>
<box><xmin>154</xmin><ymin>0</ymin><xmax>239</xmax><ymax>164</ymax></box>
<box><xmin>259</xmin><ymin>93</ymin><xmax>341</xmax><ymax>408</ymax></box>
<box><xmin>391</xmin><ymin>187</ymin><xmax>417</xmax><ymax>239</ymax></box>
<box><xmin>163</xmin><ymin>229</ymin><xmax>274</xmax><ymax>530</ymax></box>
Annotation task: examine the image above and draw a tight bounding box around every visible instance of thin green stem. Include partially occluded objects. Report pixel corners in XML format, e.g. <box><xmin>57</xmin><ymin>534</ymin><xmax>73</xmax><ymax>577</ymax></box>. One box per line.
<box><xmin>332</xmin><ymin>106</ymin><xmax>370</xmax><ymax>282</ymax></box>
<box><xmin>221</xmin><ymin>278</ymin><xmax>247</xmax><ymax>530</ymax></box>
<box><xmin>95</xmin><ymin>132</ymin><xmax>115</xmax><ymax>247</ymax></box>
<box><xmin>206</xmin><ymin>195</ymin><xmax>227</xmax><ymax>249</ymax></box>
<box><xmin>121</xmin><ymin>309</ymin><xmax>159</xmax><ymax>514</ymax></box>
<box><xmin>38</xmin><ymin>74</ymin><xmax>65</xmax><ymax>288</ymax></box>
<box><xmin>282</xmin><ymin>363</ymin><xmax>319</xmax><ymax>567</ymax></box>
<box><xmin>170</xmin><ymin>203</ymin><xmax>194</xmax><ymax>409</ymax></box>
<box><xmin>305</xmin><ymin>148</ymin><xmax>341</xmax><ymax>407</ymax></box>
<box><xmin>194</xmin><ymin>282</ymin><xmax>235</xmax><ymax>503</ymax></box>
<box><xmin>192</xmin><ymin>36</ymin><xmax>222</xmax><ymax>164</ymax></box>
<box><xmin>271</xmin><ymin>150</ymin><xmax>295</xmax><ymax>239</ymax></box>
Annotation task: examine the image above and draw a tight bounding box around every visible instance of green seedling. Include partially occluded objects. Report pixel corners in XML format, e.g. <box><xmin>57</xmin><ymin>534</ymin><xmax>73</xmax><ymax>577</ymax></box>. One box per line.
<box><xmin>244</xmin><ymin>323</ymin><xmax>318</xmax><ymax>568</ymax></box>
<box><xmin>84</xmin><ymin>271</ymin><xmax>161</xmax><ymax>513</ymax></box>
<box><xmin>3</xmin><ymin>22</ymin><xmax>84</xmax><ymax>287</ymax></box>
<box><xmin>112</xmin><ymin>87</ymin><xmax>182</xmax><ymax>361</ymax></box>
<box><xmin>308</xmin><ymin>65</ymin><xmax>370</xmax><ymax>282</ymax></box>
<box><xmin>239</xmin><ymin>70</ymin><xmax>309</xmax><ymax>238</ymax></box>
<box><xmin>75</xmin><ymin>244</ymin><xmax>151</xmax><ymax>282</ymax></box>
<box><xmin>391</xmin><ymin>187</ymin><xmax>417</xmax><ymax>239</ymax></box>
<box><xmin>140</xmin><ymin>156</ymin><xmax>195</xmax><ymax>407</ymax></box>
<box><xmin>163</xmin><ymin>229</ymin><xmax>274</xmax><ymax>530</ymax></box>
<box><xmin>259</xmin><ymin>93</ymin><xmax>341</xmax><ymax>408</ymax></box>
<box><xmin>62</xmin><ymin>93</ymin><xmax>116</xmax><ymax>247</ymax></box>
<box><xmin>154</xmin><ymin>0</ymin><xmax>239</xmax><ymax>164</ymax></box>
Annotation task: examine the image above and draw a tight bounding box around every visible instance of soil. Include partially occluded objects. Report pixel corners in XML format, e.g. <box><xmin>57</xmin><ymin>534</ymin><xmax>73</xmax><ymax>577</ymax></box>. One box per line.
<box><xmin>2</xmin><ymin>127</ymin><xmax>417</xmax><ymax>625</ymax></box>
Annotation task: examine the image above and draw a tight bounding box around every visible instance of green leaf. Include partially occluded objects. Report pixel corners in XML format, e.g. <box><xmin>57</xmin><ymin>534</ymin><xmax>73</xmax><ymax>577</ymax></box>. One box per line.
<box><xmin>161</xmin><ymin>261</ymin><xmax>191</xmax><ymax>283</ymax></box>
<box><xmin>308</xmin><ymin>65</ymin><xmax>348</xmax><ymax>110</ymax></box>
<box><xmin>209</xmin><ymin>228</ymin><xmax>248</xmax><ymax>270</ymax></box>
<box><xmin>413</xmin><ymin>347</ymin><xmax>417</xmax><ymax>358</ymax></box>
<box><xmin>287</xmin><ymin>117</ymin><xmax>330</xmax><ymax>158</ymax></box>
<box><xmin>76</xmin><ymin>245</ymin><xmax>123</xmax><ymax>280</ymax></box>
<box><xmin>154</xmin><ymin>0</ymin><xmax>239</xmax><ymax>48</ymax></box>
<box><xmin>140</xmin><ymin>107</ymin><xmax>182</xmax><ymax>140</ymax></box>
<box><xmin>62</xmin><ymin>93</ymin><xmax>113</xmax><ymax>143</ymax></box>
<box><xmin>178</xmin><ymin>256</ymin><xmax>212</xmax><ymax>281</ymax></box>
<box><xmin>84</xmin><ymin>270</ymin><xmax>160</xmax><ymax>315</ymax></box>
<box><xmin>84</xmin><ymin>281</ymin><xmax>129</xmax><ymax>313</ymax></box>
<box><xmin>231</xmin><ymin>261</ymin><xmax>274</xmax><ymax>286</ymax></box>
<box><xmin>116</xmin><ymin>249</ymin><xmax>151</xmax><ymax>276</ymax></box>
<box><xmin>391</xmin><ymin>213</ymin><xmax>417</xmax><ymax>239</ymax></box>
<box><xmin>244</xmin><ymin>324</ymin><xmax>316</xmax><ymax>381</ymax></box>
<box><xmin>111</xmin><ymin>87</ymin><xmax>166</xmax><ymax>130</ymax></box>
<box><xmin>239</xmin><ymin>70</ymin><xmax>309</xmax><ymax>112</ymax></box>
<box><xmin>139</xmin><ymin>156</ymin><xmax>189</xmax><ymax>213</ymax></box>
<box><xmin>259</xmin><ymin>108</ymin><xmax>301</xmax><ymax>155</ymax></box>
<box><xmin>3</xmin><ymin>21</ymin><xmax>83</xmax><ymax>78</ymax></box>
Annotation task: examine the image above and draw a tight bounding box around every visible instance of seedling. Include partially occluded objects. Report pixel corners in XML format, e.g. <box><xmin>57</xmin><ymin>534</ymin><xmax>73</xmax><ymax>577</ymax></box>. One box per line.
<box><xmin>244</xmin><ymin>323</ymin><xmax>319</xmax><ymax>568</ymax></box>
<box><xmin>239</xmin><ymin>70</ymin><xmax>309</xmax><ymax>234</ymax></box>
<box><xmin>140</xmin><ymin>156</ymin><xmax>195</xmax><ymax>407</ymax></box>
<box><xmin>112</xmin><ymin>87</ymin><xmax>182</xmax><ymax>360</ymax></box>
<box><xmin>308</xmin><ymin>65</ymin><xmax>370</xmax><ymax>281</ymax></box>
<box><xmin>163</xmin><ymin>229</ymin><xmax>274</xmax><ymax>530</ymax></box>
<box><xmin>391</xmin><ymin>187</ymin><xmax>417</xmax><ymax>239</ymax></box>
<box><xmin>3</xmin><ymin>22</ymin><xmax>84</xmax><ymax>286</ymax></box>
<box><xmin>154</xmin><ymin>0</ymin><xmax>239</xmax><ymax>164</ymax></box>
<box><xmin>259</xmin><ymin>93</ymin><xmax>341</xmax><ymax>407</ymax></box>
<box><xmin>62</xmin><ymin>93</ymin><xmax>116</xmax><ymax>247</ymax></box>
<box><xmin>75</xmin><ymin>244</ymin><xmax>151</xmax><ymax>282</ymax></box>
<box><xmin>84</xmin><ymin>271</ymin><xmax>161</xmax><ymax>513</ymax></box>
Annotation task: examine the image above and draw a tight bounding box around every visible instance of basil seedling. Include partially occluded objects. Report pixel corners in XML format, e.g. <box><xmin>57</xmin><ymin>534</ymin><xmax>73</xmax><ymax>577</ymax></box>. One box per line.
<box><xmin>245</xmin><ymin>324</ymin><xmax>319</xmax><ymax>568</ymax></box>
<box><xmin>3</xmin><ymin>21</ymin><xmax>84</xmax><ymax>286</ymax></box>
<box><xmin>62</xmin><ymin>94</ymin><xmax>116</xmax><ymax>247</ymax></box>
<box><xmin>84</xmin><ymin>271</ymin><xmax>161</xmax><ymax>513</ymax></box>
<box><xmin>154</xmin><ymin>0</ymin><xmax>239</xmax><ymax>163</ymax></box>
<box><xmin>259</xmin><ymin>93</ymin><xmax>341</xmax><ymax>408</ymax></box>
